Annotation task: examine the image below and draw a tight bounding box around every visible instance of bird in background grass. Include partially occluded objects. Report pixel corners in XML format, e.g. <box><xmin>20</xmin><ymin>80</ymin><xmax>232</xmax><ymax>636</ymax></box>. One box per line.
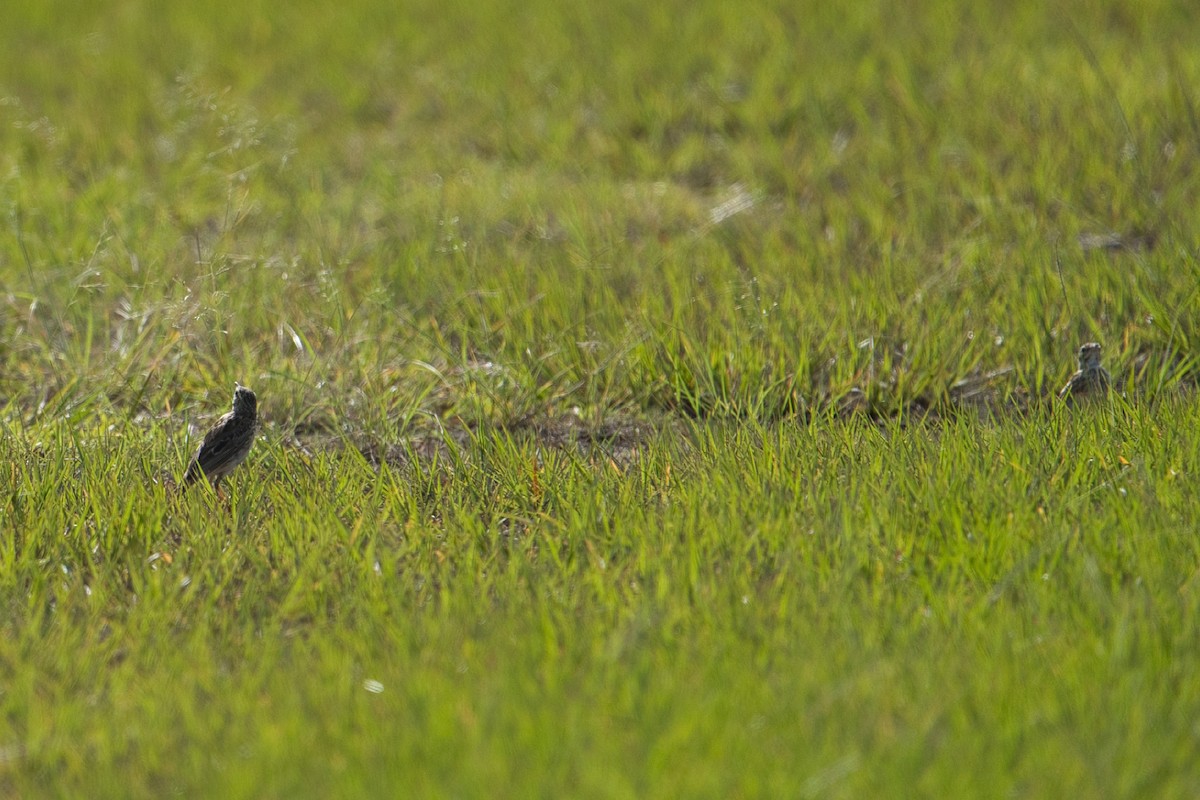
<box><xmin>184</xmin><ymin>383</ymin><xmax>258</xmax><ymax>495</ymax></box>
<box><xmin>1058</xmin><ymin>342</ymin><xmax>1111</xmax><ymax>403</ymax></box>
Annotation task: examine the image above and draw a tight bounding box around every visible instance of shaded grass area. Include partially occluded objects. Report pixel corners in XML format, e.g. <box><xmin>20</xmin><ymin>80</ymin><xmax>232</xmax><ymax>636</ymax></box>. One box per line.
<box><xmin>3</xmin><ymin>0</ymin><xmax>1200</xmax><ymax>796</ymax></box>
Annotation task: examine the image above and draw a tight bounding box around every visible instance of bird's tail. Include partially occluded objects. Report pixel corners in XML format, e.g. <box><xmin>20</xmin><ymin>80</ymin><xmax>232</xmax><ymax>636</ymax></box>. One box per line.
<box><xmin>182</xmin><ymin>462</ymin><xmax>202</xmax><ymax>487</ymax></box>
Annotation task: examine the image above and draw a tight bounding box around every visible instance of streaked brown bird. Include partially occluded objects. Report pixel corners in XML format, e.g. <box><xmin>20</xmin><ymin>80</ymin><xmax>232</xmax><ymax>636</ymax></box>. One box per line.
<box><xmin>184</xmin><ymin>383</ymin><xmax>258</xmax><ymax>493</ymax></box>
<box><xmin>1058</xmin><ymin>342</ymin><xmax>1111</xmax><ymax>403</ymax></box>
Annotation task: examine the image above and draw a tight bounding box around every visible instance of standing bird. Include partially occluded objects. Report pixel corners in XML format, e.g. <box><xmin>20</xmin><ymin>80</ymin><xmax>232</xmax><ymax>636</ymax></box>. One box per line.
<box><xmin>1058</xmin><ymin>342</ymin><xmax>1111</xmax><ymax>403</ymax></box>
<box><xmin>184</xmin><ymin>383</ymin><xmax>258</xmax><ymax>494</ymax></box>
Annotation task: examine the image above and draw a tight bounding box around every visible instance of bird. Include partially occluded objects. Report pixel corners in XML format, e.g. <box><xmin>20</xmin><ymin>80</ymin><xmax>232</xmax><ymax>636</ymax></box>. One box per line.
<box><xmin>1058</xmin><ymin>342</ymin><xmax>1111</xmax><ymax>403</ymax></box>
<box><xmin>184</xmin><ymin>383</ymin><xmax>258</xmax><ymax>494</ymax></box>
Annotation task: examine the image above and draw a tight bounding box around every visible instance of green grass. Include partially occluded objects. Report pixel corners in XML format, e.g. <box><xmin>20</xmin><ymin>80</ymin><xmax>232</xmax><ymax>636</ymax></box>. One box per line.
<box><xmin>3</xmin><ymin>0</ymin><xmax>1200</xmax><ymax>796</ymax></box>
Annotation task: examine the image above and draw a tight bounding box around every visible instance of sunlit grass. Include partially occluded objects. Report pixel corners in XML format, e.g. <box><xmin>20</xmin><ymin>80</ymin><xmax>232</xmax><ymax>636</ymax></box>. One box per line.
<box><xmin>5</xmin><ymin>400</ymin><xmax>1200</xmax><ymax>796</ymax></box>
<box><xmin>2</xmin><ymin>0</ymin><xmax>1200</xmax><ymax>796</ymax></box>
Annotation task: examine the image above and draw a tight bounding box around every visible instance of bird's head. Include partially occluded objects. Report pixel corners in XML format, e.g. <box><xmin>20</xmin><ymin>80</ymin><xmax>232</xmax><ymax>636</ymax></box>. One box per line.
<box><xmin>232</xmin><ymin>382</ymin><xmax>257</xmax><ymax>417</ymax></box>
<box><xmin>1078</xmin><ymin>342</ymin><xmax>1103</xmax><ymax>370</ymax></box>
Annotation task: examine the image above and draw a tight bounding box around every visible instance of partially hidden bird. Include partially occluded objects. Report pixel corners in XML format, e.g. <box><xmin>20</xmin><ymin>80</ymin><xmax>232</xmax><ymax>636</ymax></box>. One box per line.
<box><xmin>184</xmin><ymin>383</ymin><xmax>258</xmax><ymax>493</ymax></box>
<box><xmin>1058</xmin><ymin>342</ymin><xmax>1110</xmax><ymax>403</ymax></box>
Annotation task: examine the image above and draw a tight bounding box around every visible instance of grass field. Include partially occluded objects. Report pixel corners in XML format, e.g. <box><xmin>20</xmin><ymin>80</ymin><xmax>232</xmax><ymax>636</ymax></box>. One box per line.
<box><xmin>3</xmin><ymin>0</ymin><xmax>1200</xmax><ymax>796</ymax></box>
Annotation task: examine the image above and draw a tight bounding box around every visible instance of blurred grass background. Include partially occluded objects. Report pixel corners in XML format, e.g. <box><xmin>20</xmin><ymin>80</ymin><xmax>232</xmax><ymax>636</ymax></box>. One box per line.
<box><xmin>3</xmin><ymin>0</ymin><xmax>1198</xmax><ymax>428</ymax></box>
